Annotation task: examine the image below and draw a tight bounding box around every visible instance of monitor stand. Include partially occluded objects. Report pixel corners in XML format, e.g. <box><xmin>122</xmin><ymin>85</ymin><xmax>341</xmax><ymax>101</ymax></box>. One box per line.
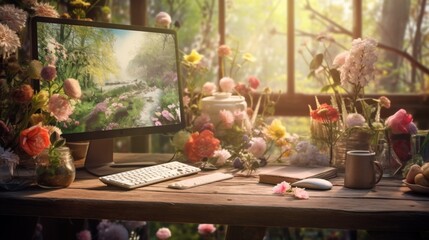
<box><xmin>84</xmin><ymin>138</ymin><xmax>174</xmax><ymax>176</ymax></box>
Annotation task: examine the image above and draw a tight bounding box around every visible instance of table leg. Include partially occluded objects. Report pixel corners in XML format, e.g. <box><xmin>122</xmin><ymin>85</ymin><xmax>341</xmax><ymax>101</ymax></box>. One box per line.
<box><xmin>225</xmin><ymin>225</ymin><xmax>266</xmax><ymax>240</ymax></box>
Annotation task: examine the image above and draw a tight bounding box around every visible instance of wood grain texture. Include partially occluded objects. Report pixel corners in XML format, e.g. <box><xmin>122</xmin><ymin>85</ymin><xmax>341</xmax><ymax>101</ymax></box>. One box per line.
<box><xmin>0</xmin><ymin>169</ymin><xmax>428</xmax><ymax>232</ymax></box>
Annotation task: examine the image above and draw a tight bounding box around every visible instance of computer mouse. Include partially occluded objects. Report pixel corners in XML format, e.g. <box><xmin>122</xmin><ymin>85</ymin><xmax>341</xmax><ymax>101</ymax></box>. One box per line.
<box><xmin>291</xmin><ymin>178</ymin><xmax>333</xmax><ymax>190</ymax></box>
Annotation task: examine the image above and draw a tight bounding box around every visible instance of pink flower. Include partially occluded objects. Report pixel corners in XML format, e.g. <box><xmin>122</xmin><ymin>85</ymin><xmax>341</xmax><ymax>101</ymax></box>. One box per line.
<box><xmin>247</xmin><ymin>76</ymin><xmax>260</xmax><ymax>89</ymax></box>
<box><xmin>156</xmin><ymin>227</ymin><xmax>172</xmax><ymax>240</ymax></box>
<box><xmin>193</xmin><ymin>113</ymin><xmax>211</xmax><ymax>132</ymax></box>
<box><xmin>247</xmin><ymin>137</ymin><xmax>266</xmax><ymax>158</ymax></box>
<box><xmin>332</xmin><ymin>51</ymin><xmax>349</xmax><ymax>67</ymax></box>
<box><xmin>33</xmin><ymin>3</ymin><xmax>59</xmax><ymax>18</ymax></box>
<box><xmin>202</xmin><ymin>82</ymin><xmax>217</xmax><ymax>95</ymax></box>
<box><xmin>219</xmin><ymin>109</ymin><xmax>234</xmax><ymax>128</ymax></box>
<box><xmin>63</xmin><ymin>78</ymin><xmax>82</xmax><ymax>99</ymax></box>
<box><xmin>40</xmin><ymin>65</ymin><xmax>57</xmax><ymax>81</ymax></box>
<box><xmin>0</xmin><ymin>4</ymin><xmax>28</xmax><ymax>32</ymax></box>
<box><xmin>219</xmin><ymin>77</ymin><xmax>235</xmax><ymax>92</ymax></box>
<box><xmin>293</xmin><ymin>187</ymin><xmax>310</xmax><ymax>200</ymax></box>
<box><xmin>76</xmin><ymin>230</ymin><xmax>91</xmax><ymax>240</ymax></box>
<box><xmin>48</xmin><ymin>94</ymin><xmax>73</xmax><ymax>122</ymax></box>
<box><xmin>198</xmin><ymin>224</ymin><xmax>216</xmax><ymax>235</ymax></box>
<box><xmin>0</xmin><ymin>24</ymin><xmax>21</xmax><ymax>58</ymax></box>
<box><xmin>272</xmin><ymin>181</ymin><xmax>291</xmax><ymax>195</ymax></box>
<box><xmin>218</xmin><ymin>45</ymin><xmax>232</xmax><ymax>57</ymax></box>
<box><xmin>162</xmin><ymin>110</ymin><xmax>174</xmax><ymax>121</ymax></box>
<box><xmin>379</xmin><ymin>96</ymin><xmax>391</xmax><ymax>109</ymax></box>
<box><xmin>385</xmin><ymin>109</ymin><xmax>414</xmax><ymax>134</ymax></box>
<box><xmin>155</xmin><ymin>12</ymin><xmax>172</xmax><ymax>28</ymax></box>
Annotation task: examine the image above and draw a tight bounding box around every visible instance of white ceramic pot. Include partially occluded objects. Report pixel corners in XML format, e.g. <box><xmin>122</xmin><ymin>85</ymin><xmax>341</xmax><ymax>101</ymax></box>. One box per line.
<box><xmin>200</xmin><ymin>92</ymin><xmax>247</xmax><ymax>125</ymax></box>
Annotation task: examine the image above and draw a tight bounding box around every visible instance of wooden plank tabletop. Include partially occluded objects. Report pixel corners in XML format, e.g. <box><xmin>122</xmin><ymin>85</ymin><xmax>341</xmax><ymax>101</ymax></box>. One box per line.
<box><xmin>1</xmin><ymin>168</ymin><xmax>428</xmax><ymax>232</ymax></box>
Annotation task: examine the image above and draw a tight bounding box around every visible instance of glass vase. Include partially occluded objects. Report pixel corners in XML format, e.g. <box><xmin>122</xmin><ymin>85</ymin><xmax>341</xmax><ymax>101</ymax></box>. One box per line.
<box><xmin>0</xmin><ymin>150</ymin><xmax>36</xmax><ymax>191</ymax></box>
<box><xmin>36</xmin><ymin>147</ymin><xmax>76</xmax><ymax>189</ymax></box>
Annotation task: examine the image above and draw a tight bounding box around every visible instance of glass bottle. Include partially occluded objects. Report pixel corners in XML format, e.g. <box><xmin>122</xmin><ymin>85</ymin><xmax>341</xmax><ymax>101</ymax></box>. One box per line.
<box><xmin>36</xmin><ymin>146</ymin><xmax>76</xmax><ymax>188</ymax></box>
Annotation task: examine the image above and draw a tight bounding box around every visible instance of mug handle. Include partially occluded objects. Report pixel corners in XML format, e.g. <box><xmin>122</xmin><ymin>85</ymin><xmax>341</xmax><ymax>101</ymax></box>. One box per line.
<box><xmin>373</xmin><ymin>160</ymin><xmax>383</xmax><ymax>184</ymax></box>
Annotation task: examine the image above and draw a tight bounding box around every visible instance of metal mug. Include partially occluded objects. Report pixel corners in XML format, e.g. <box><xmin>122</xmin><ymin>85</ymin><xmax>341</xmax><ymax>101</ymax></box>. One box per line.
<box><xmin>345</xmin><ymin>150</ymin><xmax>383</xmax><ymax>189</ymax></box>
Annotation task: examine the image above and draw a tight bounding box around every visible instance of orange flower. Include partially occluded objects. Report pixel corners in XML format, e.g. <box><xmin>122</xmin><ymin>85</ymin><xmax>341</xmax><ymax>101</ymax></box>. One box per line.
<box><xmin>310</xmin><ymin>103</ymin><xmax>339</xmax><ymax>122</ymax></box>
<box><xmin>19</xmin><ymin>124</ymin><xmax>50</xmax><ymax>156</ymax></box>
<box><xmin>11</xmin><ymin>84</ymin><xmax>34</xmax><ymax>103</ymax></box>
<box><xmin>184</xmin><ymin>130</ymin><xmax>220</xmax><ymax>162</ymax></box>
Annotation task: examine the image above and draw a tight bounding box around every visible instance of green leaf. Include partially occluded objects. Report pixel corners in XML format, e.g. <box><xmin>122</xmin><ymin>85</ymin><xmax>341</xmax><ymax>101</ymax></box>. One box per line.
<box><xmin>307</xmin><ymin>70</ymin><xmax>315</xmax><ymax>79</ymax></box>
<box><xmin>309</xmin><ymin>53</ymin><xmax>323</xmax><ymax>70</ymax></box>
<box><xmin>329</xmin><ymin>68</ymin><xmax>341</xmax><ymax>85</ymax></box>
<box><xmin>321</xmin><ymin>84</ymin><xmax>333</xmax><ymax>92</ymax></box>
<box><xmin>53</xmin><ymin>139</ymin><xmax>66</xmax><ymax>149</ymax></box>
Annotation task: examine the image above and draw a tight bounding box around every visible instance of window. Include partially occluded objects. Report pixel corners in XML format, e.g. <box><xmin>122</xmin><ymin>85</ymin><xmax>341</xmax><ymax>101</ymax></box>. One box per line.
<box><xmin>130</xmin><ymin>0</ymin><xmax>429</xmax><ymax>127</ymax></box>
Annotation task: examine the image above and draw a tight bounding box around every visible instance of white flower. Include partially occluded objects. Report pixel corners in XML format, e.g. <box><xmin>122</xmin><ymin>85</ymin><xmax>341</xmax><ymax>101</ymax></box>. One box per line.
<box><xmin>339</xmin><ymin>38</ymin><xmax>377</xmax><ymax>87</ymax></box>
<box><xmin>0</xmin><ymin>147</ymin><xmax>19</xmax><ymax>175</ymax></box>
<box><xmin>332</xmin><ymin>51</ymin><xmax>349</xmax><ymax>68</ymax></box>
<box><xmin>213</xmin><ymin>149</ymin><xmax>231</xmax><ymax>166</ymax></box>
<box><xmin>0</xmin><ymin>4</ymin><xmax>28</xmax><ymax>32</ymax></box>
<box><xmin>247</xmin><ymin>137</ymin><xmax>267</xmax><ymax>158</ymax></box>
<box><xmin>346</xmin><ymin>113</ymin><xmax>366</xmax><ymax>128</ymax></box>
<box><xmin>0</xmin><ymin>23</ymin><xmax>21</xmax><ymax>58</ymax></box>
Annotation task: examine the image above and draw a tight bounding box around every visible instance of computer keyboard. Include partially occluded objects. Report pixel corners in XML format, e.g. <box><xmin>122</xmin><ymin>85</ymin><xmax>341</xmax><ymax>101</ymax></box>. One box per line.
<box><xmin>99</xmin><ymin>161</ymin><xmax>201</xmax><ymax>189</ymax></box>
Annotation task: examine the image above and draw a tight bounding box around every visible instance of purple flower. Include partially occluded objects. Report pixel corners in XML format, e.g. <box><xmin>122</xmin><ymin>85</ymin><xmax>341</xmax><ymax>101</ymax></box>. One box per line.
<box><xmin>40</xmin><ymin>64</ymin><xmax>57</xmax><ymax>81</ymax></box>
<box><xmin>233</xmin><ymin>157</ymin><xmax>244</xmax><ymax>169</ymax></box>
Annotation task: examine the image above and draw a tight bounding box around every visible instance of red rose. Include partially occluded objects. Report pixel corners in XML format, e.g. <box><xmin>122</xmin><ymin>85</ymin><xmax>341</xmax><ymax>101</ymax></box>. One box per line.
<box><xmin>184</xmin><ymin>130</ymin><xmax>220</xmax><ymax>162</ymax></box>
<box><xmin>19</xmin><ymin>125</ymin><xmax>51</xmax><ymax>156</ymax></box>
<box><xmin>310</xmin><ymin>103</ymin><xmax>339</xmax><ymax>122</ymax></box>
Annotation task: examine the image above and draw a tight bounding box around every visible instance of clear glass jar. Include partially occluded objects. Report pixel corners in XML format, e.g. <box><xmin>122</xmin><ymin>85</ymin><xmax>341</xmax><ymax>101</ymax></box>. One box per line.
<box><xmin>36</xmin><ymin>147</ymin><xmax>76</xmax><ymax>188</ymax></box>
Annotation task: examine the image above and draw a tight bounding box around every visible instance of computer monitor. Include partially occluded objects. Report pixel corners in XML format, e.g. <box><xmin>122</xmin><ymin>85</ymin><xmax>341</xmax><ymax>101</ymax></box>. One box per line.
<box><xmin>30</xmin><ymin>17</ymin><xmax>185</xmax><ymax>176</ymax></box>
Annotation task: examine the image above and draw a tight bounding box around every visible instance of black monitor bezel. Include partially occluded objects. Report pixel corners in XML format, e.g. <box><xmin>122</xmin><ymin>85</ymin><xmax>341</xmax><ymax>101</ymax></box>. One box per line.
<box><xmin>30</xmin><ymin>16</ymin><xmax>186</xmax><ymax>142</ymax></box>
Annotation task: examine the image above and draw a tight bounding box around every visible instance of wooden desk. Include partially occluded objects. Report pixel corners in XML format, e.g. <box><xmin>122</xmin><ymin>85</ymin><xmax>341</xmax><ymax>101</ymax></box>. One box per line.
<box><xmin>1</xmin><ymin>169</ymin><xmax>428</xmax><ymax>240</ymax></box>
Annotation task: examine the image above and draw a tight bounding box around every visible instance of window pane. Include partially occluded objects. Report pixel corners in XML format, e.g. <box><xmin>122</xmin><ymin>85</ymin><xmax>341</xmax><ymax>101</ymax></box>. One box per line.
<box><xmin>110</xmin><ymin>0</ymin><xmax>130</xmax><ymax>24</ymax></box>
<box><xmin>226</xmin><ymin>0</ymin><xmax>287</xmax><ymax>91</ymax></box>
<box><xmin>148</xmin><ymin>0</ymin><xmax>219</xmax><ymax>83</ymax></box>
<box><xmin>295</xmin><ymin>0</ymin><xmax>353</xmax><ymax>94</ymax></box>
<box><xmin>295</xmin><ymin>0</ymin><xmax>428</xmax><ymax>95</ymax></box>
<box><xmin>363</xmin><ymin>0</ymin><xmax>429</xmax><ymax>94</ymax></box>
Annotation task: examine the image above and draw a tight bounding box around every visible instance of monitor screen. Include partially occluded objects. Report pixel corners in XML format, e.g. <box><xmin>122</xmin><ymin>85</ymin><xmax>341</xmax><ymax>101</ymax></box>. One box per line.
<box><xmin>30</xmin><ymin>17</ymin><xmax>185</xmax><ymax>175</ymax></box>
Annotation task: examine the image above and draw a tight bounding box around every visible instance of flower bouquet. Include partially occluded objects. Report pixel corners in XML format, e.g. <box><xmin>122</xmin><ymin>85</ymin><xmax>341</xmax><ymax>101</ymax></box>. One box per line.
<box><xmin>171</xmin><ymin>43</ymin><xmax>296</xmax><ymax>175</ymax></box>
<box><xmin>0</xmin><ymin>2</ymin><xmax>81</xmax><ymax>189</ymax></box>
<box><xmin>306</xmin><ymin>37</ymin><xmax>394</xmax><ymax>168</ymax></box>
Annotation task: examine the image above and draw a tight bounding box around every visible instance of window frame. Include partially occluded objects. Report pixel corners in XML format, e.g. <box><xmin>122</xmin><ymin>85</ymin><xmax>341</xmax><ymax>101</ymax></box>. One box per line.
<box><xmin>130</xmin><ymin>0</ymin><xmax>429</xmax><ymax>128</ymax></box>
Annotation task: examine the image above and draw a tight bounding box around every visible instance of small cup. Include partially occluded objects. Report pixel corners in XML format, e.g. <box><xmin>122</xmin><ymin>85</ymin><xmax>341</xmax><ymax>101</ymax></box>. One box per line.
<box><xmin>344</xmin><ymin>150</ymin><xmax>383</xmax><ymax>189</ymax></box>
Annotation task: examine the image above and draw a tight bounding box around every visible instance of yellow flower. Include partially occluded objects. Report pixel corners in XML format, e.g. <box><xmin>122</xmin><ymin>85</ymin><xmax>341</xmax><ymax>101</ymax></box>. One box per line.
<box><xmin>70</xmin><ymin>0</ymin><xmax>91</xmax><ymax>8</ymax></box>
<box><xmin>242</xmin><ymin>53</ymin><xmax>256</xmax><ymax>62</ymax></box>
<box><xmin>30</xmin><ymin>113</ymin><xmax>45</xmax><ymax>125</ymax></box>
<box><xmin>184</xmin><ymin>50</ymin><xmax>203</xmax><ymax>65</ymax></box>
<box><xmin>33</xmin><ymin>90</ymin><xmax>49</xmax><ymax>110</ymax></box>
<box><xmin>264</xmin><ymin>119</ymin><xmax>286</xmax><ymax>140</ymax></box>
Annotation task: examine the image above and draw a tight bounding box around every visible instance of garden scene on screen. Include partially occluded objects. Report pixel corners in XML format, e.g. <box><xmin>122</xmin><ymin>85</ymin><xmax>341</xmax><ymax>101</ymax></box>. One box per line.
<box><xmin>37</xmin><ymin>22</ymin><xmax>182</xmax><ymax>134</ymax></box>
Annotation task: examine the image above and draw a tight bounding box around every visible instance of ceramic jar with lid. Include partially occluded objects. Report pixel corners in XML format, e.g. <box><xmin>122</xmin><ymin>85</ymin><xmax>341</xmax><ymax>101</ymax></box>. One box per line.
<box><xmin>200</xmin><ymin>92</ymin><xmax>247</xmax><ymax>126</ymax></box>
